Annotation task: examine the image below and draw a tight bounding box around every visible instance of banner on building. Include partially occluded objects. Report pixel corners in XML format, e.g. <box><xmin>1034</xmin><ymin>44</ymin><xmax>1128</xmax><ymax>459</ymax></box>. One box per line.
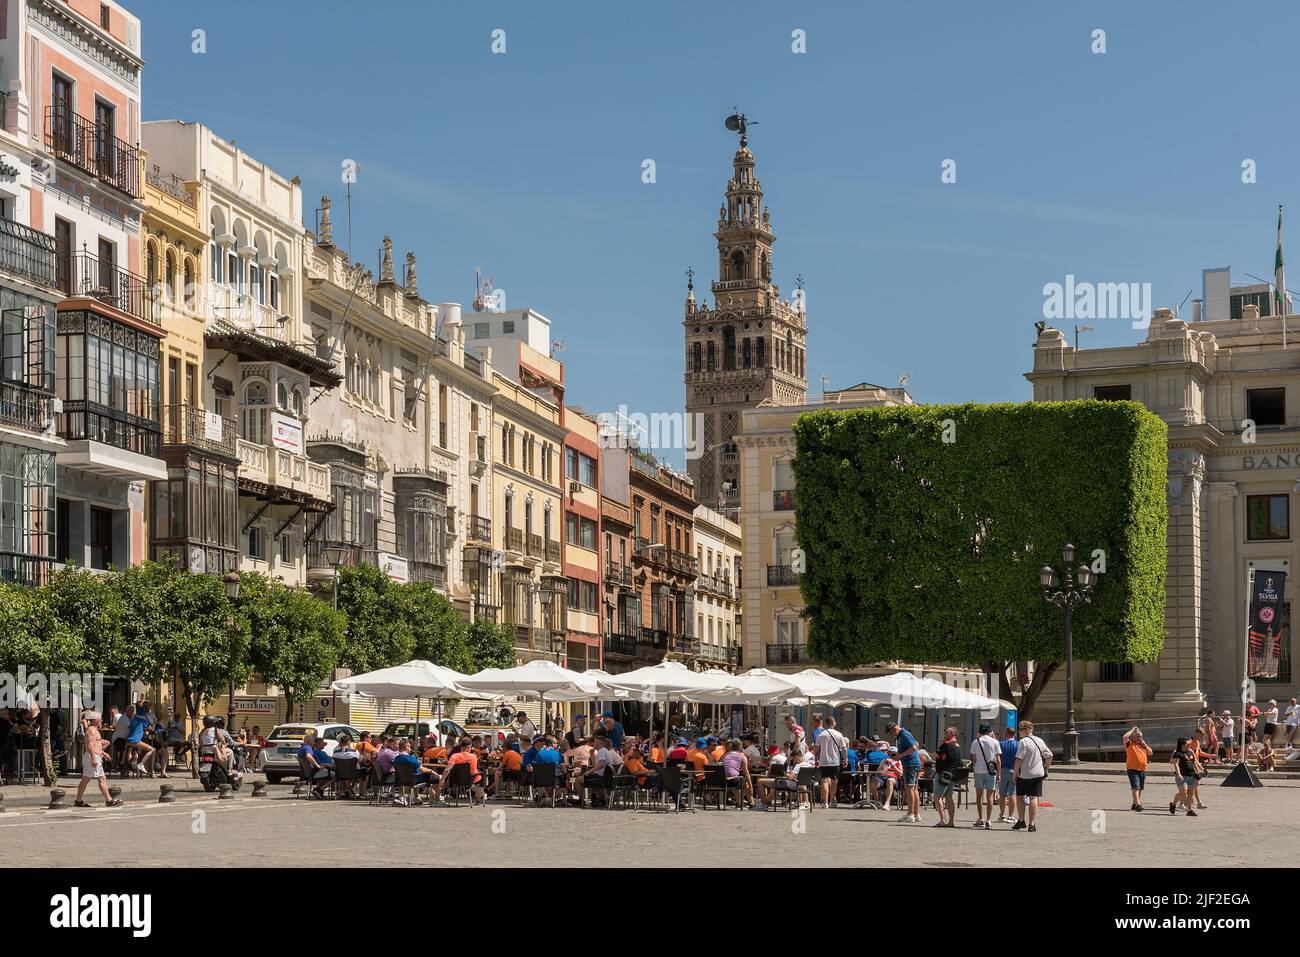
<box><xmin>271</xmin><ymin>413</ymin><xmax>303</xmax><ymax>453</ymax></box>
<box><xmin>1248</xmin><ymin>569</ymin><xmax>1287</xmax><ymax>678</ymax></box>
<box><xmin>203</xmin><ymin>411</ymin><xmax>225</xmax><ymax>442</ymax></box>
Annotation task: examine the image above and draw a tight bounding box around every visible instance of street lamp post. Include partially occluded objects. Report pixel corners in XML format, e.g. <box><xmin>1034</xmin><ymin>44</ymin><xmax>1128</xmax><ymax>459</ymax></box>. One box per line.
<box><xmin>1039</xmin><ymin>544</ymin><xmax>1097</xmax><ymax>765</ymax></box>
<box><xmin>322</xmin><ymin>544</ymin><xmax>350</xmax><ymax>722</ymax></box>
<box><xmin>223</xmin><ymin>570</ymin><xmax>241</xmax><ymax>733</ymax></box>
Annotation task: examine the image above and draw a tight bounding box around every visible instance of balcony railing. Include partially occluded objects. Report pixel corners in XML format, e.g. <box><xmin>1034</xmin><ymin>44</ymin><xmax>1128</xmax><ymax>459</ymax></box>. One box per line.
<box><xmin>62</xmin><ymin>250</ymin><xmax>158</xmax><ymax>327</ymax></box>
<box><xmin>605</xmin><ymin>562</ymin><xmax>632</xmax><ymax>587</ymax></box>
<box><xmin>58</xmin><ymin>399</ymin><xmax>159</xmax><ymax>458</ymax></box>
<box><xmin>469</xmin><ymin>515</ymin><xmax>491</xmax><ymax>542</ymax></box>
<box><xmin>766</xmin><ymin>643</ymin><xmax>812</xmax><ymax>666</ymax></box>
<box><xmin>409</xmin><ymin>560</ymin><xmax>447</xmax><ymax>589</ymax></box>
<box><xmin>669</xmin><ymin>550</ymin><xmax>699</xmax><ymax>575</ymax></box>
<box><xmin>161</xmin><ymin>404</ymin><xmax>236</xmax><ymax>457</ymax></box>
<box><xmin>527</xmin><ymin>532</ymin><xmax>543</xmax><ymax>558</ymax></box>
<box><xmin>45</xmin><ymin>106</ymin><xmax>142</xmax><ymax>198</ymax></box>
<box><xmin>767</xmin><ymin>564</ymin><xmax>800</xmax><ymax>586</ymax></box>
<box><xmin>642</xmin><ymin>627</ymin><xmax>668</xmax><ymax>648</ymax></box>
<box><xmin>773</xmin><ymin>489</ymin><xmax>796</xmax><ymax>511</ymax></box>
<box><xmin>0</xmin><ymin>217</ymin><xmax>58</xmax><ymax>290</ymax></box>
<box><xmin>506</xmin><ymin>527</ymin><xmax>524</xmax><ymax>552</ymax></box>
<box><xmin>671</xmin><ymin>634</ymin><xmax>700</xmax><ymax>656</ymax></box>
<box><xmin>0</xmin><ymin>381</ymin><xmax>56</xmax><ymax>433</ymax></box>
<box><xmin>237</xmin><ymin>438</ymin><xmax>330</xmax><ymax>499</ymax></box>
<box><xmin>604</xmin><ymin>632</ymin><xmax>639</xmax><ymax>657</ymax></box>
<box><xmin>545</xmin><ymin>539</ymin><xmax>561</xmax><ymax>563</ymax></box>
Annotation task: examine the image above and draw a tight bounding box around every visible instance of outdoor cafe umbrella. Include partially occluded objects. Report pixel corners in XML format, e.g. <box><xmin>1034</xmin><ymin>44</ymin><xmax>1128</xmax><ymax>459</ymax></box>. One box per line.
<box><xmin>783</xmin><ymin>668</ymin><xmax>878</xmax><ymax>707</ymax></box>
<box><xmin>456</xmin><ymin>659</ymin><xmax>594</xmax><ymax>732</ymax></box>
<box><xmin>330</xmin><ymin>659</ymin><xmax>471</xmax><ymax>740</ymax></box>
<box><xmin>839</xmin><ymin>671</ymin><xmax>1003</xmax><ymax>745</ymax></box>
<box><xmin>683</xmin><ymin>667</ymin><xmax>802</xmax><ymax>706</ymax></box>
<box><xmin>596</xmin><ymin>660</ymin><xmax>738</xmax><ymax>750</ymax></box>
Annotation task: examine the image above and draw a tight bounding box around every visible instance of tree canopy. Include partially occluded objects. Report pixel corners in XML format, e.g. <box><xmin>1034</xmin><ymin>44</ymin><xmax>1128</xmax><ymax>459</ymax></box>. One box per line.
<box><xmin>793</xmin><ymin>400</ymin><xmax>1167</xmax><ymax>709</ymax></box>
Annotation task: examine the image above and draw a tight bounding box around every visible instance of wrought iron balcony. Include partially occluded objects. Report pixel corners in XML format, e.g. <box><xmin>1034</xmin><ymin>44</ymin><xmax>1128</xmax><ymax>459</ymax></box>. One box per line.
<box><xmin>161</xmin><ymin>404</ymin><xmax>236</xmax><ymax>457</ymax></box>
<box><xmin>545</xmin><ymin>539</ymin><xmax>561</xmax><ymax>563</ymax></box>
<box><xmin>766</xmin><ymin>643</ymin><xmax>812</xmax><ymax>666</ymax></box>
<box><xmin>527</xmin><ymin>532</ymin><xmax>543</xmax><ymax>558</ymax></box>
<box><xmin>672</xmin><ymin>634</ymin><xmax>700</xmax><ymax>656</ymax></box>
<box><xmin>604</xmin><ymin>562</ymin><xmax>632</xmax><ymax>587</ymax></box>
<box><xmin>642</xmin><ymin>627</ymin><xmax>668</xmax><ymax>648</ymax></box>
<box><xmin>773</xmin><ymin>489</ymin><xmax>796</xmax><ymax>511</ymax></box>
<box><xmin>45</xmin><ymin>106</ymin><xmax>142</xmax><ymax>198</ymax></box>
<box><xmin>604</xmin><ymin>631</ymin><xmax>639</xmax><ymax>657</ymax></box>
<box><xmin>409</xmin><ymin>560</ymin><xmax>446</xmax><ymax>588</ymax></box>
<box><xmin>469</xmin><ymin>515</ymin><xmax>491</xmax><ymax>542</ymax></box>
<box><xmin>0</xmin><ymin>381</ymin><xmax>56</xmax><ymax>433</ymax></box>
<box><xmin>58</xmin><ymin>399</ymin><xmax>160</xmax><ymax>458</ymax></box>
<box><xmin>767</xmin><ymin>564</ymin><xmax>799</xmax><ymax>586</ymax></box>
<box><xmin>0</xmin><ymin>216</ymin><xmax>58</xmax><ymax>290</ymax></box>
<box><xmin>506</xmin><ymin>526</ymin><xmax>524</xmax><ymax>552</ymax></box>
<box><xmin>61</xmin><ymin>249</ymin><xmax>158</xmax><ymax>326</ymax></box>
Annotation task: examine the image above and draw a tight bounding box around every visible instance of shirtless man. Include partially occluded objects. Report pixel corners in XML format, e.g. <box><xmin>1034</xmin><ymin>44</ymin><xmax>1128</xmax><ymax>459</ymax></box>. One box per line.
<box><xmin>75</xmin><ymin>712</ymin><xmax>122</xmax><ymax>808</ymax></box>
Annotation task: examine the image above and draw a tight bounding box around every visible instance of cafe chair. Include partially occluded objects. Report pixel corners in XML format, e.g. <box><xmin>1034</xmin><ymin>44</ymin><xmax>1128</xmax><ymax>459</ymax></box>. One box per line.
<box><xmin>332</xmin><ymin>756</ymin><xmax>361</xmax><ymax>799</ymax></box>
<box><xmin>657</xmin><ymin>763</ymin><xmax>695</xmax><ymax>813</ymax></box>
<box><xmin>367</xmin><ymin>763</ymin><xmax>396</xmax><ymax>805</ymax></box>
<box><xmin>442</xmin><ymin>762</ymin><xmax>475</xmax><ymax>806</ymax></box>
<box><xmin>392</xmin><ymin>761</ymin><xmax>421</xmax><ymax>806</ymax></box>
<box><xmin>531</xmin><ymin>762</ymin><xmax>560</xmax><ymax>807</ymax></box>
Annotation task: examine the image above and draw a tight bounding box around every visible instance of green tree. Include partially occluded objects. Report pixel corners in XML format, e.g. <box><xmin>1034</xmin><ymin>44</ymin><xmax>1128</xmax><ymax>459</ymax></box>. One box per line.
<box><xmin>400</xmin><ymin>582</ymin><xmax>472</xmax><ymax>671</ymax></box>
<box><xmin>793</xmin><ymin>400</ymin><xmax>1167</xmax><ymax>720</ymax></box>
<box><xmin>335</xmin><ymin>563</ymin><xmax>414</xmax><ymax>673</ymax></box>
<box><xmin>113</xmin><ymin>560</ymin><xmax>248</xmax><ymax>775</ymax></box>
<box><xmin>467</xmin><ymin>616</ymin><xmax>517</xmax><ymax>671</ymax></box>
<box><xmin>243</xmin><ymin>572</ymin><xmax>347</xmax><ymax>722</ymax></box>
<box><xmin>0</xmin><ymin>582</ymin><xmax>64</xmax><ymax>784</ymax></box>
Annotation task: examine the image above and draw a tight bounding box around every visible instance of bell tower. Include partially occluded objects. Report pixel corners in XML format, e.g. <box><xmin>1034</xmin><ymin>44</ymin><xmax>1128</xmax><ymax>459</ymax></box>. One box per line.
<box><xmin>684</xmin><ymin>115</ymin><xmax>808</xmax><ymax>512</ymax></box>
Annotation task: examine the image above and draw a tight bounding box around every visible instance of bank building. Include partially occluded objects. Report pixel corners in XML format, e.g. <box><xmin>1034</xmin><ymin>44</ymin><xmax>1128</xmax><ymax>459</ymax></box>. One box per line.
<box><xmin>1027</xmin><ymin>266</ymin><xmax>1300</xmax><ymax>726</ymax></box>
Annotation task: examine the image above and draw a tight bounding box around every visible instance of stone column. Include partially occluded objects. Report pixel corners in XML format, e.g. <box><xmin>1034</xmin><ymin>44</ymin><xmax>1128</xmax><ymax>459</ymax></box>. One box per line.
<box><xmin>1203</xmin><ymin>481</ymin><xmax>1239</xmax><ymax>706</ymax></box>
<box><xmin>1153</xmin><ymin>449</ymin><xmax>1207</xmax><ymax>710</ymax></box>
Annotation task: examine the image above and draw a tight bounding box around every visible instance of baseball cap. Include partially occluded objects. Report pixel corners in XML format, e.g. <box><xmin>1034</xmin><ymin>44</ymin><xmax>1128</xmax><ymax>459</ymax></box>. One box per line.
<box><xmin>573</xmin><ymin>713</ymin><xmax>586</xmax><ymax>720</ymax></box>
<box><xmin>675</xmin><ymin>738</ymin><xmax>688</xmax><ymax>746</ymax></box>
<box><xmin>601</xmin><ymin>712</ymin><xmax>614</xmax><ymax>718</ymax></box>
<box><xmin>978</xmin><ymin>722</ymin><xmax>992</xmax><ymax>734</ymax></box>
<box><xmin>767</xmin><ymin>745</ymin><xmax>781</xmax><ymax>755</ymax></box>
<box><xmin>696</xmin><ymin>737</ymin><xmax>708</xmax><ymax>746</ymax></box>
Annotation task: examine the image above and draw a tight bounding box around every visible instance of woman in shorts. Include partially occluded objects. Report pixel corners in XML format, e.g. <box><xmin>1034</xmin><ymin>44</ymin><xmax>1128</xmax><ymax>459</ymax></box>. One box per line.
<box><xmin>1169</xmin><ymin>737</ymin><xmax>1198</xmax><ymax>817</ymax></box>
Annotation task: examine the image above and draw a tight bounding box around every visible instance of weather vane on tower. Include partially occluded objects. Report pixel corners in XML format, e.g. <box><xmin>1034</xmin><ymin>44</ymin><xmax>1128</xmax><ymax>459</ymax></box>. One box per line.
<box><xmin>724</xmin><ymin>110</ymin><xmax>756</xmax><ymax>147</ymax></box>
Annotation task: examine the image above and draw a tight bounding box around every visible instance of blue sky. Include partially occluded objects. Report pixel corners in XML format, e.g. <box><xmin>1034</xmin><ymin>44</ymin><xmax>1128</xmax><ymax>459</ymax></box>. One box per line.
<box><xmin>136</xmin><ymin>0</ymin><xmax>1299</xmax><ymax>463</ymax></box>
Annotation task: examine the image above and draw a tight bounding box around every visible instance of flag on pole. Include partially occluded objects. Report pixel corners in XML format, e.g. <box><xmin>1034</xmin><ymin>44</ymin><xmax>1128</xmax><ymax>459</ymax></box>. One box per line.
<box><xmin>1276</xmin><ymin>205</ymin><xmax>1287</xmax><ymax>317</ymax></box>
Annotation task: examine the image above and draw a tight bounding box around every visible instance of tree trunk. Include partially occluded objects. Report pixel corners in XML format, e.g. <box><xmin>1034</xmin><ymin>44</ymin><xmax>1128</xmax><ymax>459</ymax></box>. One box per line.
<box><xmin>38</xmin><ymin>707</ymin><xmax>56</xmax><ymax>787</ymax></box>
<box><xmin>1015</xmin><ymin>661</ymin><xmax>1061</xmax><ymax>722</ymax></box>
<box><xmin>284</xmin><ymin>692</ymin><xmax>295</xmax><ymax>725</ymax></box>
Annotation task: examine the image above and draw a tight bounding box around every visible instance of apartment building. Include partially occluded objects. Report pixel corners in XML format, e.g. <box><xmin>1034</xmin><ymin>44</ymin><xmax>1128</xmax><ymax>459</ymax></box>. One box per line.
<box><xmin>302</xmin><ymin>206</ymin><xmax>448</xmax><ymax>590</ymax></box>
<box><xmin>562</xmin><ymin>406</ymin><xmax>601</xmax><ymax>671</ymax></box>
<box><xmin>2</xmin><ymin>0</ymin><xmax>164</xmax><ymax>573</ymax></box>
<box><xmin>692</xmin><ymin>504</ymin><xmax>741</xmax><ymax>669</ymax></box>
<box><xmin>142</xmin><ymin>120</ymin><xmax>338</xmax><ymax>587</ymax></box>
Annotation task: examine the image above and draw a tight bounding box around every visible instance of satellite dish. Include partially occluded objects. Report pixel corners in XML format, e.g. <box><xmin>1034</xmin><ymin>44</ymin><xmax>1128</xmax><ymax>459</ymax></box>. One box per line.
<box><xmin>724</xmin><ymin>114</ymin><xmax>743</xmax><ymax>132</ymax></box>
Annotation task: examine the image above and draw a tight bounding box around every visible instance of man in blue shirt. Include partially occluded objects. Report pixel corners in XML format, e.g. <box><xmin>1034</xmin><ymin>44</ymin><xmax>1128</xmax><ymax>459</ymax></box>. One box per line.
<box><xmin>599</xmin><ymin>713</ymin><xmax>624</xmax><ymax>750</ymax></box>
<box><xmin>887</xmin><ymin>722</ymin><xmax>923</xmax><ymax>823</ymax></box>
<box><xmin>998</xmin><ymin>725</ymin><xmax>1020</xmax><ymax>823</ymax></box>
<box><xmin>298</xmin><ymin>733</ymin><xmax>333</xmax><ymax>799</ymax></box>
<box><xmin>521</xmin><ymin>737</ymin><xmax>542</xmax><ymax>770</ymax></box>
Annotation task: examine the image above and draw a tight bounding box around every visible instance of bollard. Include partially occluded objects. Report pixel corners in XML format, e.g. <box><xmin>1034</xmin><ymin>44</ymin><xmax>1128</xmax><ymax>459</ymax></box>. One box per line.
<box><xmin>251</xmin><ymin>781</ymin><xmax>267</xmax><ymax>798</ymax></box>
<box><xmin>217</xmin><ymin>783</ymin><xmax>233</xmax><ymax>800</ymax></box>
<box><xmin>48</xmin><ymin>788</ymin><xmax>68</xmax><ymax>810</ymax></box>
<box><xmin>158</xmin><ymin>784</ymin><xmax>175</xmax><ymax>804</ymax></box>
<box><xmin>108</xmin><ymin>785</ymin><xmax>122</xmax><ymax>800</ymax></box>
<box><xmin>0</xmin><ymin>791</ymin><xmax>5</xmax><ymax>813</ymax></box>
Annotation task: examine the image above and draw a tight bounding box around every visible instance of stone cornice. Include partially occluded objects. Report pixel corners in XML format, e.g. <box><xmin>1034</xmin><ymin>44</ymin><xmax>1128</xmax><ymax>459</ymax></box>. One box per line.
<box><xmin>31</xmin><ymin>0</ymin><xmax>143</xmax><ymax>87</ymax></box>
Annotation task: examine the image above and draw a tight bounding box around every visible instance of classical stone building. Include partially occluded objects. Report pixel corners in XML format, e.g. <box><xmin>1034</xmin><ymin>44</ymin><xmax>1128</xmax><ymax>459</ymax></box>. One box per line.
<box><xmin>562</xmin><ymin>406</ymin><xmax>602</xmax><ymax>671</ymax></box>
<box><xmin>1027</xmin><ymin>290</ymin><xmax>1300</xmax><ymax>721</ymax></box>
<box><xmin>684</xmin><ymin>127</ymin><xmax>807</xmax><ymax>513</ymax></box>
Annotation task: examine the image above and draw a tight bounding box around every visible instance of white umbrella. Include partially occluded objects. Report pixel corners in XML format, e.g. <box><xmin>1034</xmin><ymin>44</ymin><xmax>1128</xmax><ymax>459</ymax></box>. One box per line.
<box><xmin>330</xmin><ymin>659</ymin><xmax>471</xmax><ymax>741</ymax></box>
<box><xmin>685</xmin><ymin>667</ymin><xmax>802</xmax><ymax>706</ymax></box>
<box><xmin>457</xmin><ymin>659</ymin><xmax>594</xmax><ymax>733</ymax></box>
<box><xmin>840</xmin><ymin>671</ymin><xmax>1003</xmax><ymax>745</ymax></box>
<box><xmin>783</xmin><ymin>668</ymin><xmax>878</xmax><ymax>706</ymax></box>
<box><xmin>597</xmin><ymin>660</ymin><xmax>737</xmax><ymax>751</ymax></box>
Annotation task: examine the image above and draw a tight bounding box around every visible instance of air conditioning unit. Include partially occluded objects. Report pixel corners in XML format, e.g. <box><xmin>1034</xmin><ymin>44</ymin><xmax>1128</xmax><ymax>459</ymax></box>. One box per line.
<box><xmin>568</xmin><ymin>480</ymin><xmax>581</xmax><ymax>496</ymax></box>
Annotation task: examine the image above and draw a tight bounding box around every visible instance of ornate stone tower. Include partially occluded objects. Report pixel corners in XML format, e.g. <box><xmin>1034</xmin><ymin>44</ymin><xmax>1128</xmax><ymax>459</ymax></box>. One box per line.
<box><xmin>685</xmin><ymin>119</ymin><xmax>808</xmax><ymax>511</ymax></box>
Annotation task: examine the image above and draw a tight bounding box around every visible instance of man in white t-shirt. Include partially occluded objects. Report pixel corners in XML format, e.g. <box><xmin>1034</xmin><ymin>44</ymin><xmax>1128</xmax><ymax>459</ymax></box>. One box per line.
<box><xmin>814</xmin><ymin>716</ymin><xmax>848</xmax><ymax>807</ymax></box>
<box><xmin>969</xmin><ymin>722</ymin><xmax>1001</xmax><ymax>829</ymax></box>
<box><xmin>1219</xmin><ymin>711</ymin><xmax>1237</xmax><ymax>762</ymax></box>
<box><xmin>1284</xmin><ymin>698</ymin><xmax>1299</xmax><ymax>749</ymax></box>
<box><xmin>1012</xmin><ymin>721</ymin><xmax>1051</xmax><ymax>832</ymax></box>
<box><xmin>581</xmin><ymin>736</ymin><xmax>622</xmax><ymax>803</ymax></box>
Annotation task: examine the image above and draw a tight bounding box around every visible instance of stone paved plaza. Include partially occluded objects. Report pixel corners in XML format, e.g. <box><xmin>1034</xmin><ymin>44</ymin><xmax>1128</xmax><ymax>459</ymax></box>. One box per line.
<box><xmin>3</xmin><ymin>772</ymin><xmax>1295</xmax><ymax>868</ymax></box>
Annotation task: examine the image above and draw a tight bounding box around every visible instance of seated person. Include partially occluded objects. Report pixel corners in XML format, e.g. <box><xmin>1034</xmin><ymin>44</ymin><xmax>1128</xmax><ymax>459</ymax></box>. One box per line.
<box><xmin>298</xmin><ymin>733</ymin><xmax>334</xmax><ymax>799</ymax></box>
<box><xmin>709</xmin><ymin>736</ymin><xmax>726</xmax><ymax>763</ymax></box>
<box><xmin>332</xmin><ymin>734</ymin><xmax>364</xmax><ymax>798</ymax></box>
<box><xmin>422</xmin><ymin>738</ymin><xmax>449</xmax><ymax>763</ymax></box>
<box><xmin>666</xmin><ymin>738</ymin><xmax>691</xmax><ymax>763</ymax></box>
<box><xmin>581</xmin><ymin>736</ymin><xmax>623</xmax><ymax>803</ymax></box>
<box><xmin>1257</xmin><ymin>740</ymin><xmax>1276</xmax><ymax>771</ymax></box>
<box><xmin>531</xmin><ymin>736</ymin><xmax>564</xmax><ymax>802</ymax></box>
<box><xmin>433</xmin><ymin>742</ymin><xmax>486</xmax><ymax>805</ymax></box>
<box><xmin>492</xmin><ymin>742</ymin><xmax>525</xmax><ymax>797</ymax></box>
<box><xmin>391</xmin><ymin>739</ymin><xmax>437</xmax><ymax>805</ymax></box>
<box><xmin>623</xmin><ymin>745</ymin><xmax>659</xmax><ymax>788</ymax></box>
<box><xmin>873</xmin><ymin>751</ymin><xmax>902</xmax><ymax>807</ymax></box>
<box><xmin>754</xmin><ymin>747</ymin><xmax>804</xmax><ymax>810</ymax></box>
<box><xmin>686</xmin><ymin>738</ymin><xmax>712</xmax><ymax>780</ymax></box>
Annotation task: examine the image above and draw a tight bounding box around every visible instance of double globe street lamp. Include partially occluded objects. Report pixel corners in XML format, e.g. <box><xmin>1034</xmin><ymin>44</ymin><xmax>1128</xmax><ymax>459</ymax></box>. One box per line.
<box><xmin>1039</xmin><ymin>544</ymin><xmax>1098</xmax><ymax>766</ymax></box>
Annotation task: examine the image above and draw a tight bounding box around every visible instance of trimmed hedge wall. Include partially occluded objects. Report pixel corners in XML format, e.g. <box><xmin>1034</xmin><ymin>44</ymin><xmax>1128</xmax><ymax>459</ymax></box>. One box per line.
<box><xmin>792</xmin><ymin>401</ymin><xmax>1167</xmax><ymax>669</ymax></box>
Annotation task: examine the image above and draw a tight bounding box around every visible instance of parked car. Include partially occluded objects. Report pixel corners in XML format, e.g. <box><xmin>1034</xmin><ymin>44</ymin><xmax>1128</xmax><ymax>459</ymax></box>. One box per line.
<box><xmin>381</xmin><ymin>718</ymin><xmax>467</xmax><ymax>745</ymax></box>
<box><xmin>262</xmin><ymin>722</ymin><xmax>362</xmax><ymax>784</ymax></box>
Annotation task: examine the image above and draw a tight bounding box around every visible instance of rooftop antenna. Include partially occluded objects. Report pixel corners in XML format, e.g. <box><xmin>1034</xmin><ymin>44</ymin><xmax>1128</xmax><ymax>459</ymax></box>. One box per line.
<box><xmin>898</xmin><ymin>372</ymin><xmax>911</xmax><ymax>391</ymax></box>
<box><xmin>724</xmin><ymin>110</ymin><xmax>757</xmax><ymax>147</ymax></box>
<box><xmin>551</xmin><ymin>339</ymin><xmax>565</xmax><ymax>357</ymax></box>
<box><xmin>343</xmin><ymin>161</ymin><xmax>361</xmax><ymax>264</ymax></box>
<box><xmin>819</xmin><ymin>373</ymin><xmax>830</xmax><ymax>398</ymax></box>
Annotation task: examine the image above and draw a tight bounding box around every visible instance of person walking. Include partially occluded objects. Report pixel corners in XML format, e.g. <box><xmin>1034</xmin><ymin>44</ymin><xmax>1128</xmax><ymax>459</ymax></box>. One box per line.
<box><xmin>1169</xmin><ymin>737</ymin><xmax>1198</xmax><ymax>817</ymax></box>
<box><xmin>997</xmin><ymin>726</ymin><xmax>1019</xmax><ymax>823</ymax></box>
<box><xmin>886</xmin><ymin>721</ymin><xmax>923</xmax><ymax>823</ymax></box>
<box><xmin>1219</xmin><ymin>710</ymin><xmax>1237</xmax><ymax>763</ymax></box>
<box><xmin>970</xmin><ymin>722</ymin><xmax>1000</xmax><ymax>829</ymax></box>
<box><xmin>1011</xmin><ymin>721</ymin><xmax>1051</xmax><ymax>832</ymax></box>
<box><xmin>73</xmin><ymin>712</ymin><xmax>121</xmax><ymax>808</ymax></box>
<box><xmin>1284</xmin><ymin>698</ymin><xmax>1299</xmax><ymax>750</ymax></box>
<box><xmin>1122</xmin><ymin>726</ymin><xmax>1152</xmax><ymax>811</ymax></box>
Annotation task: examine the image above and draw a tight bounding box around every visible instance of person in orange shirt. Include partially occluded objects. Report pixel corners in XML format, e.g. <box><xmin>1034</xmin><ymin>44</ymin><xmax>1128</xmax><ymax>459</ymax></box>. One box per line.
<box><xmin>649</xmin><ymin>732</ymin><xmax>666</xmax><ymax>764</ymax></box>
<box><xmin>423</xmin><ymin>740</ymin><xmax>449</xmax><ymax>763</ymax></box>
<box><xmin>709</xmin><ymin>737</ymin><xmax>726</xmax><ymax>762</ymax></box>
<box><xmin>433</xmin><ymin>741</ymin><xmax>486</xmax><ymax>804</ymax></box>
<box><xmin>687</xmin><ymin>739</ymin><xmax>711</xmax><ymax>780</ymax></box>
<box><xmin>490</xmin><ymin>744</ymin><xmax>524</xmax><ymax>798</ymax></box>
<box><xmin>623</xmin><ymin>744</ymin><xmax>659</xmax><ymax>787</ymax></box>
<box><xmin>1122</xmin><ymin>726</ymin><xmax>1152</xmax><ymax>811</ymax></box>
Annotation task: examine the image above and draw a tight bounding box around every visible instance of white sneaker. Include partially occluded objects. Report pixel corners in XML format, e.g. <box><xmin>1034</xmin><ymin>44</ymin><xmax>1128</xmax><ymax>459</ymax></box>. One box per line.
<box><xmin>753</xmin><ymin>801</ymin><xmax>768</xmax><ymax>811</ymax></box>
<box><xmin>897</xmin><ymin>813</ymin><xmax>913</xmax><ymax>822</ymax></box>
